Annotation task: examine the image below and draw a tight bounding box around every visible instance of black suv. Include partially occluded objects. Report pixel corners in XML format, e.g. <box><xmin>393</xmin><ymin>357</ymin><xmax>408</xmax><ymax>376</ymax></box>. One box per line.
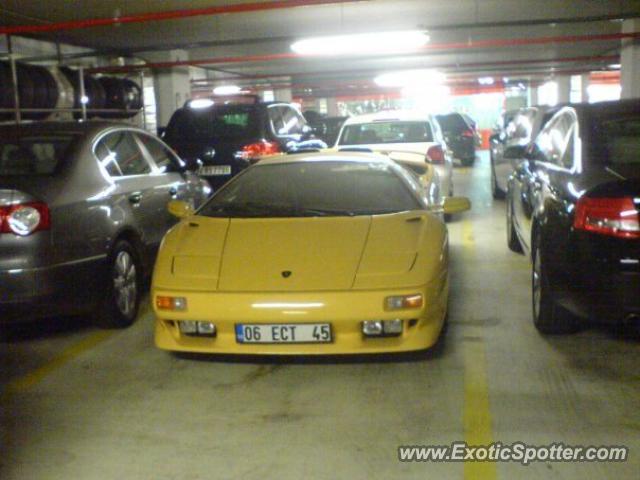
<box><xmin>163</xmin><ymin>96</ymin><xmax>326</xmax><ymax>190</ymax></box>
<box><xmin>436</xmin><ymin>113</ymin><xmax>478</xmax><ymax>166</ymax></box>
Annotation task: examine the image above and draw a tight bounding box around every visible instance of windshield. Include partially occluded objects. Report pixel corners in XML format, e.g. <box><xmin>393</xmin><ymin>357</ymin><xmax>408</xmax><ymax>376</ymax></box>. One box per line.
<box><xmin>0</xmin><ymin>136</ymin><xmax>76</xmax><ymax>176</ymax></box>
<box><xmin>199</xmin><ymin>161</ymin><xmax>421</xmax><ymax>218</ymax></box>
<box><xmin>338</xmin><ymin>121</ymin><xmax>433</xmax><ymax>145</ymax></box>
<box><xmin>164</xmin><ymin>104</ymin><xmax>259</xmax><ymax>143</ymax></box>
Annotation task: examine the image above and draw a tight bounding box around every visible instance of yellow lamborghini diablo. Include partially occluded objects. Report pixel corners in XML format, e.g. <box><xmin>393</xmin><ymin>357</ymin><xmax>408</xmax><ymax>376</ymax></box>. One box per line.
<box><xmin>152</xmin><ymin>152</ymin><xmax>470</xmax><ymax>355</ymax></box>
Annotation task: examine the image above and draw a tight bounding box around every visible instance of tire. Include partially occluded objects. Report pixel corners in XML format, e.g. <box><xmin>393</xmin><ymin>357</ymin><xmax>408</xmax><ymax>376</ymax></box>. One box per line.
<box><xmin>96</xmin><ymin>240</ymin><xmax>141</xmax><ymax>329</ymax></box>
<box><xmin>531</xmin><ymin>236</ymin><xmax>579</xmax><ymax>334</ymax></box>
<box><xmin>491</xmin><ymin>161</ymin><xmax>505</xmax><ymax>199</ymax></box>
<box><xmin>506</xmin><ymin>196</ymin><xmax>523</xmax><ymax>253</ymax></box>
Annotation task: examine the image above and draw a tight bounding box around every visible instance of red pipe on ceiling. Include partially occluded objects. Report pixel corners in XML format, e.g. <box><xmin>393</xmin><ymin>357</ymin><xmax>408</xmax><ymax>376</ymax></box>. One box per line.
<box><xmin>88</xmin><ymin>32</ymin><xmax>638</xmax><ymax>73</ymax></box>
<box><xmin>0</xmin><ymin>0</ymin><xmax>365</xmax><ymax>35</ymax></box>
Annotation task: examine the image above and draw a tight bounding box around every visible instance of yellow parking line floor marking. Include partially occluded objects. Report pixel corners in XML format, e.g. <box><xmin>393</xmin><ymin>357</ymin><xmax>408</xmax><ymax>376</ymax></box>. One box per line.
<box><xmin>1</xmin><ymin>330</ymin><xmax>114</xmax><ymax>398</ymax></box>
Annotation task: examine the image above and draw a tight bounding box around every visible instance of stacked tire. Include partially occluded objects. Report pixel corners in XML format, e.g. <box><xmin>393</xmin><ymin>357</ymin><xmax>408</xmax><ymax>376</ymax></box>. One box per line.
<box><xmin>1</xmin><ymin>62</ymin><xmax>142</xmax><ymax>121</ymax></box>
<box><xmin>0</xmin><ymin>61</ymin><xmax>60</xmax><ymax>121</ymax></box>
<box><xmin>98</xmin><ymin>76</ymin><xmax>143</xmax><ymax>118</ymax></box>
<box><xmin>60</xmin><ymin>67</ymin><xmax>107</xmax><ymax>119</ymax></box>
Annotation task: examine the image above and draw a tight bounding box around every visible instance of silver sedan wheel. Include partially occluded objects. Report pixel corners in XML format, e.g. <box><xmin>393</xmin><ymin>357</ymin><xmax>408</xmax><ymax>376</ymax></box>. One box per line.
<box><xmin>532</xmin><ymin>247</ymin><xmax>542</xmax><ymax>320</ymax></box>
<box><xmin>113</xmin><ymin>250</ymin><xmax>137</xmax><ymax>318</ymax></box>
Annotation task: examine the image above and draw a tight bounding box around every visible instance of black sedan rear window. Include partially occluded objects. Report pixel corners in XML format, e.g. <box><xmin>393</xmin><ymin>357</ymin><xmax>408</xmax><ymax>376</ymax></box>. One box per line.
<box><xmin>0</xmin><ymin>136</ymin><xmax>75</xmax><ymax>176</ymax></box>
<box><xmin>200</xmin><ymin>161</ymin><xmax>421</xmax><ymax>217</ymax></box>
<box><xmin>599</xmin><ymin>117</ymin><xmax>640</xmax><ymax>165</ymax></box>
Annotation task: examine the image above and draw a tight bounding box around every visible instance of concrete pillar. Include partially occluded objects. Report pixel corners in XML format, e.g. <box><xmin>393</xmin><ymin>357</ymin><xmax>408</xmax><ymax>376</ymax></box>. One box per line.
<box><xmin>557</xmin><ymin>75</ymin><xmax>571</xmax><ymax>104</ymax></box>
<box><xmin>151</xmin><ymin>50</ymin><xmax>191</xmax><ymax>129</ymax></box>
<box><xmin>580</xmin><ymin>74</ymin><xmax>590</xmax><ymax>103</ymax></box>
<box><xmin>528</xmin><ymin>85</ymin><xmax>538</xmax><ymax>106</ymax></box>
<box><xmin>274</xmin><ymin>88</ymin><xmax>293</xmax><ymax>102</ymax></box>
<box><xmin>326</xmin><ymin>97</ymin><xmax>340</xmax><ymax>116</ymax></box>
<box><xmin>621</xmin><ymin>19</ymin><xmax>640</xmax><ymax>99</ymax></box>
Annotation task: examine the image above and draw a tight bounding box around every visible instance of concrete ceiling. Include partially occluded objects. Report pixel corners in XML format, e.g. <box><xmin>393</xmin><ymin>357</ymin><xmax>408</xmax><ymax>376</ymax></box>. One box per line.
<box><xmin>1</xmin><ymin>0</ymin><xmax>640</xmax><ymax>94</ymax></box>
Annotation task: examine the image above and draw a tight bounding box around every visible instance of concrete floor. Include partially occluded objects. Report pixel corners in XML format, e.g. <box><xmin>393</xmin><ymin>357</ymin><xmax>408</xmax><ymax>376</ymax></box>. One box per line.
<box><xmin>1</xmin><ymin>152</ymin><xmax>639</xmax><ymax>480</ymax></box>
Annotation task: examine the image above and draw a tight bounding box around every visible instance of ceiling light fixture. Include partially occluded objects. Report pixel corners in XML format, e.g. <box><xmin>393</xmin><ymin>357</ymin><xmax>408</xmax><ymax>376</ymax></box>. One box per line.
<box><xmin>478</xmin><ymin>76</ymin><xmax>494</xmax><ymax>85</ymax></box>
<box><xmin>374</xmin><ymin>69</ymin><xmax>445</xmax><ymax>88</ymax></box>
<box><xmin>213</xmin><ymin>85</ymin><xmax>242</xmax><ymax>95</ymax></box>
<box><xmin>291</xmin><ymin>30</ymin><xmax>429</xmax><ymax>56</ymax></box>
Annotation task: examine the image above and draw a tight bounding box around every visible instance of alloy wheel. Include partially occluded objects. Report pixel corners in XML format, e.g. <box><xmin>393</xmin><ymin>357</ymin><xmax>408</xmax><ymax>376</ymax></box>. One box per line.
<box><xmin>113</xmin><ymin>250</ymin><xmax>137</xmax><ymax>318</ymax></box>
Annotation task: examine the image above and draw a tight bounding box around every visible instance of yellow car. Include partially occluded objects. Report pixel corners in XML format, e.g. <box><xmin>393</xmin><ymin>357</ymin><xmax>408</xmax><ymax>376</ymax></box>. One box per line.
<box><xmin>152</xmin><ymin>152</ymin><xmax>470</xmax><ymax>355</ymax></box>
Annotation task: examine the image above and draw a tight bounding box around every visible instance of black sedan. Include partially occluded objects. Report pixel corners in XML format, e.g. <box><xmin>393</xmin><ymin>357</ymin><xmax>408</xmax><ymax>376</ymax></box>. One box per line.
<box><xmin>506</xmin><ymin>100</ymin><xmax>639</xmax><ymax>333</ymax></box>
<box><xmin>0</xmin><ymin>122</ymin><xmax>211</xmax><ymax>327</ymax></box>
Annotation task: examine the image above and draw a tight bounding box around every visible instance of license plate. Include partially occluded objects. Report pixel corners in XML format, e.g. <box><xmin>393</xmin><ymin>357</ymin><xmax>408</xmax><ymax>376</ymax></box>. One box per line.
<box><xmin>235</xmin><ymin>323</ymin><xmax>332</xmax><ymax>344</ymax></box>
<box><xmin>199</xmin><ymin>165</ymin><xmax>231</xmax><ymax>176</ymax></box>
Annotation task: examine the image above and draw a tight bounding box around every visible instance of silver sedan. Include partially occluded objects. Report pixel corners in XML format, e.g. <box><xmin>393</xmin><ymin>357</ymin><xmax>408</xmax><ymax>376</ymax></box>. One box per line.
<box><xmin>0</xmin><ymin>121</ymin><xmax>211</xmax><ymax>327</ymax></box>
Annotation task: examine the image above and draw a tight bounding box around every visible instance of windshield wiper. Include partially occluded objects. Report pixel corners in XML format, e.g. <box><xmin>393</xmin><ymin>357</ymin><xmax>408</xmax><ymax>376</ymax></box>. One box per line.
<box><xmin>298</xmin><ymin>207</ymin><xmax>356</xmax><ymax>217</ymax></box>
<box><xmin>206</xmin><ymin>201</ymin><xmax>299</xmax><ymax>218</ymax></box>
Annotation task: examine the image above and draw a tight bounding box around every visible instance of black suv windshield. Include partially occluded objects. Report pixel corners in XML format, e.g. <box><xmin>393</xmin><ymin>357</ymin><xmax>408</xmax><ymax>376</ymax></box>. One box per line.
<box><xmin>199</xmin><ymin>161</ymin><xmax>421</xmax><ymax>218</ymax></box>
<box><xmin>164</xmin><ymin>104</ymin><xmax>260</xmax><ymax>143</ymax></box>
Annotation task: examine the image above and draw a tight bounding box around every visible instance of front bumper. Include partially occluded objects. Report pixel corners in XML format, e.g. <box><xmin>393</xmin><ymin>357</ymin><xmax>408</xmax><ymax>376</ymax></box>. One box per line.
<box><xmin>153</xmin><ymin>284</ymin><xmax>448</xmax><ymax>355</ymax></box>
<box><xmin>0</xmin><ymin>256</ymin><xmax>108</xmax><ymax>323</ymax></box>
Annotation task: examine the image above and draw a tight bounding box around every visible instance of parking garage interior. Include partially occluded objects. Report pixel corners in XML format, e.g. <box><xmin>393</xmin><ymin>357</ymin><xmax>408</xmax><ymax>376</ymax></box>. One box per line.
<box><xmin>1</xmin><ymin>1</ymin><xmax>640</xmax><ymax>479</ymax></box>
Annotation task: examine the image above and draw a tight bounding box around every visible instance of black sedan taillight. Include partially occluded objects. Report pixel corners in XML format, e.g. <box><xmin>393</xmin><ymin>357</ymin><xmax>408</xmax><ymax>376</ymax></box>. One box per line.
<box><xmin>573</xmin><ymin>196</ymin><xmax>640</xmax><ymax>239</ymax></box>
<box><xmin>0</xmin><ymin>202</ymin><xmax>50</xmax><ymax>236</ymax></box>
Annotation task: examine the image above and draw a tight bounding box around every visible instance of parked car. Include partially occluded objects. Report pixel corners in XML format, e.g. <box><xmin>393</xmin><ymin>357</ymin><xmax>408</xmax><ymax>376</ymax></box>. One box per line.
<box><xmin>153</xmin><ymin>151</ymin><xmax>470</xmax><ymax>355</ymax></box>
<box><xmin>0</xmin><ymin>122</ymin><xmax>211</xmax><ymax>327</ymax></box>
<box><xmin>163</xmin><ymin>95</ymin><xmax>326</xmax><ymax>191</ymax></box>
<box><xmin>490</xmin><ymin>106</ymin><xmax>557</xmax><ymax>199</ymax></box>
<box><xmin>335</xmin><ymin>110</ymin><xmax>454</xmax><ymax>199</ymax></box>
<box><xmin>436</xmin><ymin>112</ymin><xmax>477</xmax><ymax>166</ymax></box>
<box><xmin>505</xmin><ymin>100</ymin><xmax>640</xmax><ymax>334</ymax></box>
<box><xmin>303</xmin><ymin>114</ymin><xmax>350</xmax><ymax>146</ymax></box>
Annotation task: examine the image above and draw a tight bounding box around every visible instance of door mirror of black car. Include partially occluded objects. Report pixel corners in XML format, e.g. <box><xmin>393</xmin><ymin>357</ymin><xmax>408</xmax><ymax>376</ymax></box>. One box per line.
<box><xmin>503</xmin><ymin>145</ymin><xmax>527</xmax><ymax>160</ymax></box>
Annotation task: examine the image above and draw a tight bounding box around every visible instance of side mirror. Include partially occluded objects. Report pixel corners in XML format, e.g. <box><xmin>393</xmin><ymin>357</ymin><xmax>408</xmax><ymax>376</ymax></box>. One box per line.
<box><xmin>168</xmin><ymin>199</ymin><xmax>194</xmax><ymax>218</ymax></box>
<box><xmin>443</xmin><ymin>196</ymin><xmax>471</xmax><ymax>215</ymax></box>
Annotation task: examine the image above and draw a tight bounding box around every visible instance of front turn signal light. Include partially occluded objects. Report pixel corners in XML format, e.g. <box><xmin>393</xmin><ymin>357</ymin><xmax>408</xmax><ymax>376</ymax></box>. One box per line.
<box><xmin>156</xmin><ymin>296</ymin><xmax>187</xmax><ymax>311</ymax></box>
<box><xmin>385</xmin><ymin>294</ymin><xmax>423</xmax><ymax>310</ymax></box>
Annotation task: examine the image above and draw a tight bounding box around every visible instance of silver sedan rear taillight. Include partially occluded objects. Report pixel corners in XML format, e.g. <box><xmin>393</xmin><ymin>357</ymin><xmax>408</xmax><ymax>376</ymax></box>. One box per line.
<box><xmin>0</xmin><ymin>203</ymin><xmax>50</xmax><ymax>236</ymax></box>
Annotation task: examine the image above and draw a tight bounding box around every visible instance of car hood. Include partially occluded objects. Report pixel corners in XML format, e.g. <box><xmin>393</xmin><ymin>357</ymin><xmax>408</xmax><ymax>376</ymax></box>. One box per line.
<box><xmin>153</xmin><ymin>211</ymin><xmax>448</xmax><ymax>292</ymax></box>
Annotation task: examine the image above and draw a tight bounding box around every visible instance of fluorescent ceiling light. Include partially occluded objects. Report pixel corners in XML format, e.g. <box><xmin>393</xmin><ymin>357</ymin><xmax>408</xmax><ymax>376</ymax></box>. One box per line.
<box><xmin>189</xmin><ymin>98</ymin><xmax>214</xmax><ymax>109</ymax></box>
<box><xmin>213</xmin><ymin>85</ymin><xmax>242</xmax><ymax>95</ymax></box>
<box><xmin>291</xmin><ymin>30</ymin><xmax>429</xmax><ymax>56</ymax></box>
<box><xmin>375</xmin><ymin>69</ymin><xmax>445</xmax><ymax>88</ymax></box>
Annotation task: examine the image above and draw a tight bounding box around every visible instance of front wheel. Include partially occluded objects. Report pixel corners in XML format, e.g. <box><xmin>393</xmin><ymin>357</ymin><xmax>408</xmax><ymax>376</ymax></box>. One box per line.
<box><xmin>95</xmin><ymin>240</ymin><xmax>141</xmax><ymax>328</ymax></box>
<box><xmin>532</xmin><ymin>237</ymin><xmax>578</xmax><ymax>334</ymax></box>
